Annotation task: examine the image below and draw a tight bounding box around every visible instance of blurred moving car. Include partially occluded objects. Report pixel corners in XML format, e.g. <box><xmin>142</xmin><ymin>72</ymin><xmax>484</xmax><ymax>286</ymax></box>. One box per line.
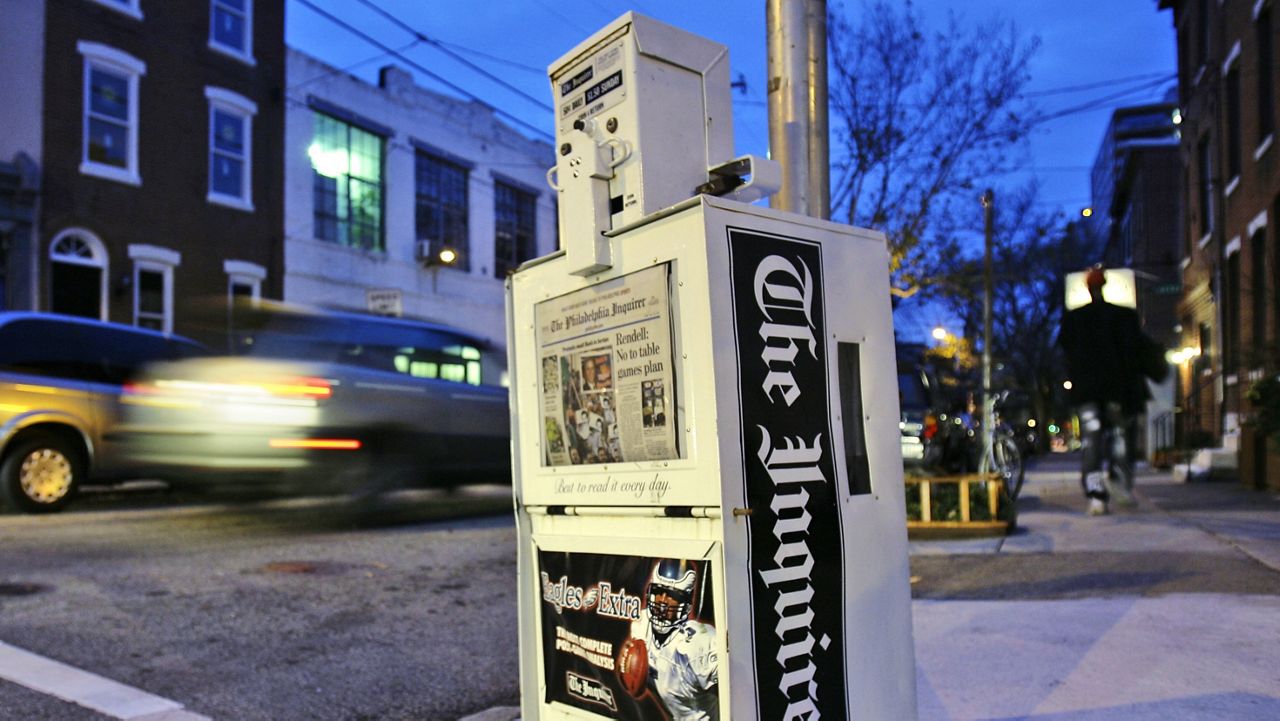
<box><xmin>0</xmin><ymin>313</ymin><xmax>205</xmax><ymax>513</ymax></box>
<box><xmin>118</xmin><ymin>302</ymin><xmax>511</xmax><ymax>494</ymax></box>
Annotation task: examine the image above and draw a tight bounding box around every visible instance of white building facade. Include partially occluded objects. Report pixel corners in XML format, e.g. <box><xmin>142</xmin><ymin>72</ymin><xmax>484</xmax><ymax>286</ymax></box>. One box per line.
<box><xmin>284</xmin><ymin>49</ymin><xmax>557</xmax><ymax>349</ymax></box>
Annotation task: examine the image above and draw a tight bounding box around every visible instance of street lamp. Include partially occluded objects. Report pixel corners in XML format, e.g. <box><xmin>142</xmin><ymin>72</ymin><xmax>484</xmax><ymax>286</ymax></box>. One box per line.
<box><xmin>931</xmin><ymin>326</ymin><xmax>949</xmax><ymax>341</ymax></box>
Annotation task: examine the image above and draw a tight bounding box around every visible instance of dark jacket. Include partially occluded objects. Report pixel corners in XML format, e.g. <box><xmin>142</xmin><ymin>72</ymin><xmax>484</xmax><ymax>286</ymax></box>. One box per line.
<box><xmin>1058</xmin><ymin>299</ymin><xmax>1154</xmax><ymax>415</ymax></box>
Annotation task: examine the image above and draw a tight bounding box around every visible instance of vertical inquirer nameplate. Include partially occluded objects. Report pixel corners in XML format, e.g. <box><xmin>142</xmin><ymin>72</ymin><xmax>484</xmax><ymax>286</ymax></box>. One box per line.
<box><xmin>727</xmin><ymin>227</ymin><xmax>848</xmax><ymax>719</ymax></box>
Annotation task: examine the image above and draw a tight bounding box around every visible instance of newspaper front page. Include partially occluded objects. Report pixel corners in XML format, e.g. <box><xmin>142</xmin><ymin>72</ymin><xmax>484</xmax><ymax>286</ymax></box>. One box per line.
<box><xmin>536</xmin><ymin>264</ymin><xmax>678</xmax><ymax>466</ymax></box>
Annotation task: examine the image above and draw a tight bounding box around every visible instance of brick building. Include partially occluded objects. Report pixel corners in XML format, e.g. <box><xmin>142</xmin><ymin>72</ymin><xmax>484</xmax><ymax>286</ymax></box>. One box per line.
<box><xmin>0</xmin><ymin>0</ymin><xmax>286</xmax><ymax>348</ymax></box>
<box><xmin>1159</xmin><ymin>0</ymin><xmax>1279</xmax><ymax>488</ymax></box>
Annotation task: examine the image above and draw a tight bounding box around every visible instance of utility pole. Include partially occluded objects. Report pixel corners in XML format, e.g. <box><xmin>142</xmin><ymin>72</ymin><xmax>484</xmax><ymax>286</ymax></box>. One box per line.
<box><xmin>767</xmin><ymin>0</ymin><xmax>829</xmax><ymax>219</ymax></box>
<box><xmin>981</xmin><ymin>189</ymin><xmax>995</xmax><ymax>473</ymax></box>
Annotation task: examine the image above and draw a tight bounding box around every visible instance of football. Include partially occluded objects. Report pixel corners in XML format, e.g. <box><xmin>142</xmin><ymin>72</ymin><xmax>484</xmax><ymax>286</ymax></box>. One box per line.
<box><xmin>616</xmin><ymin>637</ymin><xmax>649</xmax><ymax>697</ymax></box>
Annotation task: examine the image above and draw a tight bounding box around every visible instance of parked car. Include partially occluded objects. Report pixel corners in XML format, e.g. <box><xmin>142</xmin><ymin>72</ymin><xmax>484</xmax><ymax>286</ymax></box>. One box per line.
<box><xmin>898</xmin><ymin>360</ymin><xmax>934</xmax><ymax>468</ymax></box>
<box><xmin>116</xmin><ymin>302</ymin><xmax>511</xmax><ymax>495</ymax></box>
<box><xmin>0</xmin><ymin>313</ymin><xmax>205</xmax><ymax>513</ymax></box>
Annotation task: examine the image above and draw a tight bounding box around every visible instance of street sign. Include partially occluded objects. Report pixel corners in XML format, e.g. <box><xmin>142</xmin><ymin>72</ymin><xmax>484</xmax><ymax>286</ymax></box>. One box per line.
<box><xmin>365</xmin><ymin>288</ymin><xmax>402</xmax><ymax>317</ymax></box>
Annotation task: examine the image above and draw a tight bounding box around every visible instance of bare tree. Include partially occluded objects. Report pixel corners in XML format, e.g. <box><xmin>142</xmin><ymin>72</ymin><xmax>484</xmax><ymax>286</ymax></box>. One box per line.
<box><xmin>928</xmin><ymin>186</ymin><xmax>1097</xmax><ymax>444</ymax></box>
<box><xmin>828</xmin><ymin>1</ymin><xmax>1039</xmax><ymax>296</ymax></box>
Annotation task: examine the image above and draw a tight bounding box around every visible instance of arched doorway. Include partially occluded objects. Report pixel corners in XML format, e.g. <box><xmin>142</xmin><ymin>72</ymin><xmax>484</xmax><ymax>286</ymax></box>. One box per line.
<box><xmin>49</xmin><ymin>228</ymin><xmax>107</xmax><ymax>320</ymax></box>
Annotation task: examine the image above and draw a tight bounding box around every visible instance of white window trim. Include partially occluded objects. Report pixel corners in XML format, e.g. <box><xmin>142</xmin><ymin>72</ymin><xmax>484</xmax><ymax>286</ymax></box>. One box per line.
<box><xmin>1248</xmin><ymin>209</ymin><xmax>1269</xmax><ymax>237</ymax></box>
<box><xmin>205</xmin><ymin>86</ymin><xmax>257</xmax><ymax>211</ymax></box>
<box><xmin>128</xmin><ymin>244</ymin><xmax>180</xmax><ymax>335</ymax></box>
<box><xmin>1198</xmin><ymin>232</ymin><xmax>1213</xmax><ymax>249</ymax></box>
<box><xmin>77</xmin><ymin>42</ymin><xmax>146</xmax><ymax>186</ymax></box>
<box><xmin>1224</xmin><ymin>175</ymin><xmax>1241</xmax><ymax>197</ymax></box>
<box><xmin>224</xmin><ymin>259</ymin><xmax>265</xmax><ymax>301</ymax></box>
<box><xmin>1222</xmin><ymin>40</ymin><xmax>1242</xmax><ymax>74</ymax></box>
<box><xmin>1255</xmin><ymin>134</ymin><xmax>1274</xmax><ymax>161</ymax></box>
<box><xmin>49</xmin><ymin>228</ymin><xmax>109</xmax><ymax>321</ymax></box>
<box><xmin>208</xmin><ymin>0</ymin><xmax>256</xmax><ymax>66</ymax></box>
<box><xmin>86</xmin><ymin>0</ymin><xmax>142</xmax><ymax>20</ymax></box>
<box><xmin>1225</xmin><ymin>235</ymin><xmax>1242</xmax><ymax>257</ymax></box>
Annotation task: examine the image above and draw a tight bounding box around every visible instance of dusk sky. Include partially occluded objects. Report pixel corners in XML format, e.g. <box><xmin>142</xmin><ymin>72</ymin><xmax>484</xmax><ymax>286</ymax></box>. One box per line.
<box><xmin>286</xmin><ymin>0</ymin><xmax>1178</xmax><ymax>339</ymax></box>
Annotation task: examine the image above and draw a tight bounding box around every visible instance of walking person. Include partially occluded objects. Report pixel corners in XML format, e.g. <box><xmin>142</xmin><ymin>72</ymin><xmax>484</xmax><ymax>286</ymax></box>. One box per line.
<box><xmin>1058</xmin><ymin>266</ymin><xmax>1166</xmax><ymax>515</ymax></box>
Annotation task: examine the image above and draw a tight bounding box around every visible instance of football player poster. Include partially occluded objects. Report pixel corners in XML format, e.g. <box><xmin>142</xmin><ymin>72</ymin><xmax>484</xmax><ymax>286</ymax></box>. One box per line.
<box><xmin>537</xmin><ymin>551</ymin><xmax>719</xmax><ymax>720</ymax></box>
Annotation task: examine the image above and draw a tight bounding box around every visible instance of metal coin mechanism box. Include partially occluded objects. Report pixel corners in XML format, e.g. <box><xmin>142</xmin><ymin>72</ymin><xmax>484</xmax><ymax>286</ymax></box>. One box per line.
<box><xmin>505</xmin><ymin>12</ymin><xmax>918</xmax><ymax>720</ymax></box>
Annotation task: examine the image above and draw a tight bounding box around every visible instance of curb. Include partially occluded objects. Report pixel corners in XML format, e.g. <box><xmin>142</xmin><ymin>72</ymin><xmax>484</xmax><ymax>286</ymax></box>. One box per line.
<box><xmin>458</xmin><ymin>706</ymin><xmax>521</xmax><ymax>721</ymax></box>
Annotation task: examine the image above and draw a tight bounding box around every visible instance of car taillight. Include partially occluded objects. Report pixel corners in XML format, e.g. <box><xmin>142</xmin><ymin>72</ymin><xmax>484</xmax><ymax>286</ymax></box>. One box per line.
<box><xmin>923</xmin><ymin>414</ymin><xmax>938</xmax><ymax>440</ymax></box>
<box><xmin>258</xmin><ymin>377</ymin><xmax>333</xmax><ymax>400</ymax></box>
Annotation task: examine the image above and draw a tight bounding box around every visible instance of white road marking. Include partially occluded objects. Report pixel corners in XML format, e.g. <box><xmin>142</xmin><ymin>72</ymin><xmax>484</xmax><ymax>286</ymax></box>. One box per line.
<box><xmin>0</xmin><ymin>641</ymin><xmax>211</xmax><ymax>720</ymax></box>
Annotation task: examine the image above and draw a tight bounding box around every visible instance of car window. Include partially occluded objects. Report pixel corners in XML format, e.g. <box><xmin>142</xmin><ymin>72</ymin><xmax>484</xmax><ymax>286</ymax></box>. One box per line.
<box><xmin>240</xmin><ymin>311</ymin><xmax>489</xmax><ymax>386</ymax></box>
<box><xmin>0</xmin><ymin>319</ymin><xmax>204</xmax><ymax>385</ymax></box>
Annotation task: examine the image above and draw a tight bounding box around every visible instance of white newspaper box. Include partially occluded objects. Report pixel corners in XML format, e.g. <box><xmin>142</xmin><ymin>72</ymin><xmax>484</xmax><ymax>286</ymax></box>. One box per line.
<box><xmin>506</xmin><ymin>13</ymin><xmax>916</xmax><ymax>720</ymax></box>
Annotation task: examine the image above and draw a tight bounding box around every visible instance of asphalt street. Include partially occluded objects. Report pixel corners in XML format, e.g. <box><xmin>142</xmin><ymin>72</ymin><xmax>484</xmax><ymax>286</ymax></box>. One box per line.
<box><xmin>2</xmin><ymin>457</ymin><xmax>1278</xmax><ymax>720</ymax></box>
<box><xmin>0</xmin><ymin>486</ymin><xmax>520</xmax><ymax>721</ymax></box>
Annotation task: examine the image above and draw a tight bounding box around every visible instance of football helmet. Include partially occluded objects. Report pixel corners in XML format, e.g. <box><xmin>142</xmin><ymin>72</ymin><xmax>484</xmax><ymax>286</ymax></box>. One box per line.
<box><xmin>646</xmin><ymin>559</ymin><xmax>697</xmax><ymax>632</ymax></box>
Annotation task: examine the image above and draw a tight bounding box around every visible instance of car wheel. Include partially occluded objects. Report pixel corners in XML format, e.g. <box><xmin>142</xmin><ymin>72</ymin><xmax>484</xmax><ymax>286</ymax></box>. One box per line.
<box><xmin>1</xmin><ymin>433</ymin><xmax>84</xmax><ymax>513</ymax></box>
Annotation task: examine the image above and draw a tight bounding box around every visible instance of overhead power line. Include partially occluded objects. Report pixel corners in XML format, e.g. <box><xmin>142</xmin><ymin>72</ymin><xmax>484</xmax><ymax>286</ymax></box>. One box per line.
<box><xmin>433</xmin><ymin>40</ymin><xmax>545</xmax><ymax>76</ymax></box>
<box><xmin>352</xmin><ymin>0</ymin><xmax>553</xmax><ymax>114</ymax></box>
<box><xmin>292</xmin><ymin>0</ymin><xmax>553</xmax><ymax>142</ymax></box>
<box><xmin>290</xmin><ymin>40</ymin><xmax>422</xmax><ymax>91</ymax></box>
<box><xmin>1030</xmin><ymin>76</ymin><xmax>1173</xmax><ymax>125</ymax></box>
<box><xmin>1023</xmin><ymin>72</ymin><xmax>1176</xmax><ymax>97</ymax></box>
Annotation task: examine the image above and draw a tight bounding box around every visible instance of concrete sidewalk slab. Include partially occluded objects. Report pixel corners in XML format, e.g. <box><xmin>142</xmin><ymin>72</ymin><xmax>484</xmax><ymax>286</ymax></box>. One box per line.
<box><xmin>914</xmin><ymin>594</ymin><xmax>1280</xmax><ymax>721</ymax></box>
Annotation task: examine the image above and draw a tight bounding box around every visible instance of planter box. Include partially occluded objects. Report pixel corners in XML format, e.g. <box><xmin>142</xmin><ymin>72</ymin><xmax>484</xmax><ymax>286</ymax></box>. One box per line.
<box><xmin>904</xmin><ymin>473</ymin><xmax>1012</xmax><ymax>538</ymax></box>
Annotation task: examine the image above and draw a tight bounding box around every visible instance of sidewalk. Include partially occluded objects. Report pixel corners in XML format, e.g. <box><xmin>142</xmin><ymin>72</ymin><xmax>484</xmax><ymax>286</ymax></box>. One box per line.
<box><xmin>469</xmin><ymin>455</ymin><xmax>1280</xmax><ymax>721</ymax></box>
<box><xmin>911</xmin><ymin>452</ymin><xmax>1280</xmax><ymax>720</ymax></box>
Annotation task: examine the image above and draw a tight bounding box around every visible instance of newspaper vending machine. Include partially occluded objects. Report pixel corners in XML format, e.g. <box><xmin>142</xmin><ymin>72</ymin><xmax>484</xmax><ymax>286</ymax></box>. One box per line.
<box><xmin>506</xmin><ymin>13</ymin><xmax>917</xmax><ymax>720</ymax></box>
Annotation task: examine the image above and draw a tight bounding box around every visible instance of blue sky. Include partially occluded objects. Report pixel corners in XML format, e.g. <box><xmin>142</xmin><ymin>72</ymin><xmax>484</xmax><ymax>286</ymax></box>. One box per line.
<box><xmin>286</xmin><ymin>0</ymin><xmax>1178</xmax><ymax>339</ymax></box>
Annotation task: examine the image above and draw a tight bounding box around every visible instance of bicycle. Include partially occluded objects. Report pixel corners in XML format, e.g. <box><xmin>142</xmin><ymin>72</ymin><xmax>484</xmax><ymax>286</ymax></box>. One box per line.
<box><xmin>978</xmin><ymin>391</ymin><xmax>1026</xmax><ymax>501</ymax></box>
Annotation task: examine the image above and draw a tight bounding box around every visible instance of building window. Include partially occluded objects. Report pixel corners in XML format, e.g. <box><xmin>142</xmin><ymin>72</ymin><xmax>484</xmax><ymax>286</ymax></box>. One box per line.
<box><xmin>1258</xmin><ymin>7</ymin><xmax>1275</xmax><ymax>146</ymax></box>
<box><xmin>309</xmin><ymin>112</ymin><xmax>384</xmax><ymax>252</ymax></box>
<box><xmin>494</xmin><ymin>180</ymin><xmax>536</xmax><ymax>278</ymax></box>
<box><xmin>224</xmin><ymin>259</ymin><xmax>264</xmax><ymax>302</ymax></box>
<box><xmin>1197</xmin><ymin>134</ymin><xmax>1214</xmax><ymax>238</ymax></box>
<box><xmin>209</xmin><ymin>0</ymin><xmax>253</xmax><ymax>64</ymax></box>
<box><xmin>128</xmin><ymin>245</ymin><xmax>180</xmax><ymax>334</ymax></box>
<box><xmin>205</xmin><ymin>87</ymin><xmax>257</xmax><ymax>210</ymax></box>
<box><xmin>415</xmin><ymin>150</ymin><xmax>470</xmax><ymax>270</ymax></box>
<box><xmin>77</xmin><ymin>42</ymin><xmax>146</xmax><ymax>186</ymax></box>
<box><xmin>1274</xmin><ymin>196</ymin><xmax>1280</xmax><ymax>345</ymax></box>
<box><xmin>1225</xmin><ymin>62</ymin><xmax>1242</xmax><ymax>182</ymax></box>
<box><xmin>49</xmin><ymin>229</ymin><xmax>108</xmax><ymax>320</ymax></box>
<box><xmin>1196</xmin><ymin>0</ymin><xmax>1210</xmax><ymax>68</ymax></box>
<box><xmin>224</xmin><ymin>259</ymin><xmax>264</xmax><ymax>347</ymax></box>
<box><xmin>87</xmin><ymin>0</ymin><xmax>143</xmax><ymax>20</ymax></box>
<box><xmin>1224</xmin><ymin>249</ymin><xmax>1239</xmax><ymax>375</ymax></box>
<box><xmin>1252</xmin><ymin>228</ymin><xmax>1268</xmax><ymax>351</ymax></box>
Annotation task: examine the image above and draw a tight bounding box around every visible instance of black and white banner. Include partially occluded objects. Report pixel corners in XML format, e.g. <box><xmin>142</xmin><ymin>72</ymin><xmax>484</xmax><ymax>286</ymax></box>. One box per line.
<box><xmin>727</xmin><ymin>227</ymin><xmax>847</xmax><ymax>719</ymax></box>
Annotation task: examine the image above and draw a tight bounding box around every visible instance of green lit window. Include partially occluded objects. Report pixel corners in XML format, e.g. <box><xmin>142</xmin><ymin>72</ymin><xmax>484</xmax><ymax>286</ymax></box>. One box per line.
<box><xmin>310</xmin><ymin>112</ymin><xmax>384</xmax><ymax>251</ymax></box>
